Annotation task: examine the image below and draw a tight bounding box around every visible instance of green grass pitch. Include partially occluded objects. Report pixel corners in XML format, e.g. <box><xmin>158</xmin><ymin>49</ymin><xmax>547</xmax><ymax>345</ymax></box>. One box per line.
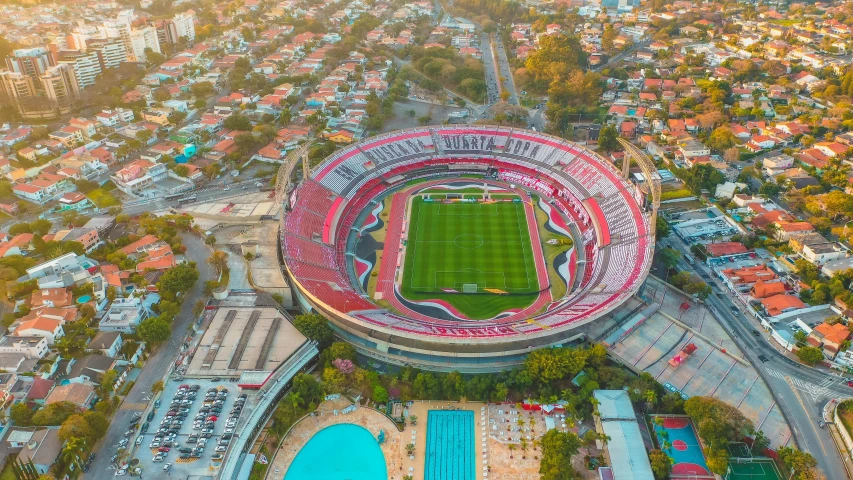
<box><xmin>400</xmin><ymin>197</ymin><xmax>541</xmax><ymax>319</ymax></box>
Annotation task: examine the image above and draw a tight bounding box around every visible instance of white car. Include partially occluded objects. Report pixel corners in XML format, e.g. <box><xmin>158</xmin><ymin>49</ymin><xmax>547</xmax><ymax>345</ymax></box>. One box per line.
<box><xmin>136</xmin><ymin>436</ymin><xmax>143</xmax><ymax>446</ymax></box>
<box><xmin>115</xmin><ymin>468</ymin><xmax>127</xmax><ymax>476</ymax></box>
<box><xmin>163</xmin><ymin>463</ymin><xmax>171</xmax><ymax>471</ymax></box>
<box><xmin>215</xmin><ymin>446</ymin><xmax>227</xmax><ymax>452</ymax></box>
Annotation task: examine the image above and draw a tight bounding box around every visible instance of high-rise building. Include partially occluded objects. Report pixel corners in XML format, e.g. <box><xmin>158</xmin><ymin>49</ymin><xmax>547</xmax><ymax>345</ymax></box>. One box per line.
<box><xmin>88</xmin><ymin>38</ymin><xmax>128</xmax><ymax>70</ymax></box>
<box><xmin>5</xmin><ymin>47</ymin><xmax>54</xmax><ymax>80</ymax></box>
<box><xmin>0</xmin><ymin>70</ymin><xmax>38</xmax><ymax>106</ymax></box>
<box><xmin>129</xmin><ymin>26</ymin><xmax>161</xmax><ymax>62</ymax></box>
<box><xmin>56</xmin><ymin>50</ymin><xmax>102</xmax><ymax>89</ymax></box>
<box><xmin>154</xmin><ymin>19</ymin><xmax>179</xmax><ymax>45</ymax></box>
<box><xmin>41</xmin><ymin>64</ymin><xmax>80</xmax><ymax>114</ymax></box>
<box><xmin>101</xmin><ymin>19</ymin><xmax>133</xmax><ymax>60</ymax></box>
<box><xmin>172</xmin><ymin>12</ymin><xmax>196</xmax><ymax>42</ymax></box>
<box><xmin>0</xmin><ymin>63</ymin><xmax>79</xmax><ymax>119</ymax></box>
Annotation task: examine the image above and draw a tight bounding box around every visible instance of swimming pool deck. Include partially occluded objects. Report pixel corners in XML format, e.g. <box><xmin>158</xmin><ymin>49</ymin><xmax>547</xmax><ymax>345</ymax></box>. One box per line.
<box><xmin>268</xmin><ymin>398</ymin><xmax>403</xmax><ymax>480</ymax></box>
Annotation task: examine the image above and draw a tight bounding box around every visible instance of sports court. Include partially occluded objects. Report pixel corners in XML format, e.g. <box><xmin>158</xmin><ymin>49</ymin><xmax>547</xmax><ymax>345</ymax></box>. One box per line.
<box><xmin>403</xmin><ymin>198</ymin><xmax>539</xmax><ymax>295</ymax></box>
<box><xmin>424</xmin><ymin>410</ymin><xmax>475</xmax><ymax>480</ymax></box>
<box><xmin>651</xmin><ymin>415</ymin><xmax>714</xmax><ymax>479</ymax></box>
<box><xmin>725</xmin><ymin>458</ymin><xmax>783</xmax><ymax>480</ymax></box>
<box><xmin>724</xmin><ymin>443</ymin><xmax>783</xmax><ymax>480</ymax></box>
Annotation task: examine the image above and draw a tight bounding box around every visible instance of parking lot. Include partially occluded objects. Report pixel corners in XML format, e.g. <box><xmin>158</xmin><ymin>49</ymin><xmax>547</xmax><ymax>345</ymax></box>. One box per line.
<box><xmin>123</xmin><ymin>378</ymin><xmax>246</xmax><ymax>477</ymax></box>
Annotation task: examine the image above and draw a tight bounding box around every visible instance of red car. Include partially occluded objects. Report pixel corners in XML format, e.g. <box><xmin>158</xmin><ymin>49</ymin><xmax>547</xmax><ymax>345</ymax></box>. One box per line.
<box><xmin>158</xmin><ymin>447</ymin><xmax>171</xmax><ymax>453</ymax></box>
<box><xmin>207</xmin><ymin>416</ymin><xmax>217</xmax><ymax>422</ymax></box>
<box><xmin>846</xmin><ymin>380</ymin><xmax>853</xmax><ymax>387</ymax></box>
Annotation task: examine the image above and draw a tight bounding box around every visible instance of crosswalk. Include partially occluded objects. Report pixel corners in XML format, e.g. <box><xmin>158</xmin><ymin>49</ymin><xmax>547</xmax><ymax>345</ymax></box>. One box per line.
<box><xmin>763</xmin><ymin>367</ymin><xmax>841</xmax><ymax>402</ymax></box>
<box><xmin>119</xmin><ymin>402</ymin><xmax>148</xmax><ymax>411</ymax></box>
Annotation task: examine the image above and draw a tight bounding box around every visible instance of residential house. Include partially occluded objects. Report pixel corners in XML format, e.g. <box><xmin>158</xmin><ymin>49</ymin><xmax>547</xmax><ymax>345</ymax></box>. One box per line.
<box><xmin>16</xmin><ymin>428</ymin><xmax>62</xmax><ymax>475</ymax></box>
<box><xmin>30</xmin><ymin>289</ymin><xmax>73</xmax><ymax>309</ymax></box>
<box><xmin>100</xmin><ymin>297</ymin><xmax>148</xmax><ymax>333</ymax></box>
<box><xmin>807</xmin><ymin>322</ymin><xmax>850</xmax><ymax>359</ymax></box>
<box><xmin>44</xmin><ymin>383</ymin><xmax>95</xmax><ymax>410</ymax></box>
<box><xmin>86</xmin><ymin>331</ymin><xmax>123</xmax><ymax>358</ymax></box>
<box><xmin>760</xmin><ymin>295</ymin><xmax>807</xmax><ymax>317</ymax></box>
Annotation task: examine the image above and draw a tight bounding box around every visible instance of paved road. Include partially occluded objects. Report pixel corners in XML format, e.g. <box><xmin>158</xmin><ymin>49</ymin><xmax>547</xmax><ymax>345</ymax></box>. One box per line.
<box><xmin>660</xmin><ymin>236</ymin><xmax>849</xmax><ymax>479</ymax></box>
<box><xmin>480</xmin><ymin>32</ymin><xmax>501</xmax><ymax>107</ymax></box>
<box><xmin>491</xmin><ymin>34</ymin><xmax>519</xmax><ymax>105</ymax></box>
<box><xmin>85</xmin><ymin>233</ymin><xmax>214</xmax><ymax>478</ymax></box>
<box><xmin>121</xmin><ymin>179</ymin><xmax>268</xmax><ymax>216</ymax></box>
<box><xmin>592</xmin><ymin>39</ymin><xmax>652</xmax><ymax>72</ymax></box>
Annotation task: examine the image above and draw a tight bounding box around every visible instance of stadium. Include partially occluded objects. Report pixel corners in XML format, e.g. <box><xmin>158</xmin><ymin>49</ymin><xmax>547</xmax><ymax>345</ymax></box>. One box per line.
<box><xmin>280</xmin><ymin>126</ymin><xmax>656</xmax><ymax>372</ymax></box>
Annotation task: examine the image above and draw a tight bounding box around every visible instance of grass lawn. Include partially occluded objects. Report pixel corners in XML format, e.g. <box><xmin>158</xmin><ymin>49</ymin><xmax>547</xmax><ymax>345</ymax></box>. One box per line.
<box><xmin>87</xmin><ymin>188</ymin><xmax>120</xmax><ymax>208</ymax></box>
<box><xmin>400</xmin><ymin>197</ymin><xmax>540</xmax><ymax>318</ymax></box>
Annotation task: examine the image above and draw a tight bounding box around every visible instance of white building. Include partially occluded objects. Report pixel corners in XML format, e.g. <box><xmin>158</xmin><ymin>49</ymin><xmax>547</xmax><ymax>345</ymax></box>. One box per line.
<box><xmin>56</xmin><ymin>50</ymin><xmax>102</xmax><ymax>88</ymax></box>
<box><xmin>100</xmin><ymin>297</ymin><xmax>149</xmax><ymax>333</ymax></box>
<box><xmin>130</xmin><ymin>26</ymin><xmax>161</xmax><ymax>62</ymax></box>
<box><xmin>592</xmin><ymin>390</ymin><xmax>655</xmax><ymax>480</ymax></box>
<box><xmin>173</xmin><ymin>12</ymin><xmax>196</xmax><ymax>41</ymax></box>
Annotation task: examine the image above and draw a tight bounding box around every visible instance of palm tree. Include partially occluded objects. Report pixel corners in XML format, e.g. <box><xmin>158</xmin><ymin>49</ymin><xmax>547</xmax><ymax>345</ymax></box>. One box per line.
<box><xmin>208</xmin><ymin>250</ymin><xmax>228</xmax><ymax>275</ymax></box>
<box><xmin>406</xmin><ymin>443</ymin><xmax>415</xmax><ymax>455</ymax></box>
<box><xmin>529</xmin><ymin>418</ymin><xmax>536</xmax><ymax>433</ymax></box>
<box><xmin>409</xmin><ymin>414</ymin><xmax>418</xmax><ymax>426</ymax></box>
<box><xmin>403</xmin><ymin>476</ymin><xmax>413</xmax><ymax>480</ymax></box>
<box><xmin>644</xmin><ymin>390</ymin><xmax>658</xmax><ymax>412</ymax></box>
<box><xmin>516</xmin><ymin>417</ymin><xmax>525</xmax><ymax>429</ymax></box>
<box><xmin>520</xmin><ymin>438</ymin><xmax>528</xmax><ymax>458</ymax></box>
<box><xmin>507</xmin><ymin>444</ymin><xmax>516</xmax><ymax>458</ymax></box>
<box><xmin>63</xmin><ymin>437</ymin><xmax>87</xmax><ymax>471</ymax></box>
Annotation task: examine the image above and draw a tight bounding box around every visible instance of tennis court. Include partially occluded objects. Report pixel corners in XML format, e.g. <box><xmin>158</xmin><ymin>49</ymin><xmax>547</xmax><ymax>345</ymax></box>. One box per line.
<box><xmin>424</xmin><ymin>410</ymin><xmax>475</xmax><ymax>480</ymax></box>
<box><xmin>726</xmin><ymin>458</ymin><xmax>783</xmax><ymax>480</ymax></box>
<box><xmin>651</xmin><ymin>415</ymin><xmax>714</xmax><ymax>479</ymax></box>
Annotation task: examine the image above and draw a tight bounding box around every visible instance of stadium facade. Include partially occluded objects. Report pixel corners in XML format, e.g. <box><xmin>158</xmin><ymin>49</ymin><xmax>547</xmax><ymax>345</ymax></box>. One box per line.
<box><xmin>280</xmin><ymin>127</ymin><xmax>653</xmax><ymax>372</ymax></box>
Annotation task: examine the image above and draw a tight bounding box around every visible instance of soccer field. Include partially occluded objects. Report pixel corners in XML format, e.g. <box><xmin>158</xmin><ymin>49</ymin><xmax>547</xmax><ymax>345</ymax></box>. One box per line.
<box><xmin>400</xmin><ymin>197</ymin><xmax>541</xmax><ymax>318</ymax></box>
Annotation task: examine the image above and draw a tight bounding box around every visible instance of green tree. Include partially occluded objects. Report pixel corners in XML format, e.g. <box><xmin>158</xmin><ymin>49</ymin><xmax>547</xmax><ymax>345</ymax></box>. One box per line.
<box><xmin>373</xmin><ymin>385</ymin><xmax>389</xmax><ymax>404</ymax></box>
<box><xmin>10</xmin><ymin>403</ymin><xmax>33</xmax><ymax>425</ymax></box>
<box><xmin>137</xmin><ymin>316</ymin><xmax>172</xmax><ymax>344</ymax></box>
<box><xmin>223</xmin><ymin>113</ymin><xmax>253</xmax><ymax>131</ymax></box>
<box><xmin>660</xmin><ymin>247</ymin><xmax>681</xmax><ymax>270</ymax></box>
<box><xmin>656</xmin><ymin>216</ymin><xmax>671</xmax><ymax>239</ymax></box>
<box><xmin>58</xmin><ymin>414</ymin><xmax>93</xmax><ymax>443</ymax></box>
<box><xmin>29</xmin><ymin>219</ymin><xmax>52</xmax><ymax>236</ymax></box>
<box><xmin>539</xmin><ymin>429</ymin><xmax>582</xmax><ymax>480</ymax></box>
<box><xmin>320</xmin><ymin>341</ymin><xmax>356</xmax><ymax>366</ymax></box>
<box><xmin>796</xmin><ymin>345</ymin><xmax>824</xmax><ymax>365</ymax></box>
<box><xmin>598</xmin><ymin>124</ymin><xmax>619</xmax><ymax>153</ymax></box>
<box><xmin>706</xmin><ymin>126</ymin><xmax>737</xmax><ymax>152</ymax></box>
<box><xmin>649</xmin><ymin>449</ymin><xmax>672</xmax><ymax>479</ymax></box>
<box><xmin>293</xmin><ymin>313</ymin><xmax>334</xmax><ymax>347</ymax></box>
<box><xmin>777</xmin><ymin>446</ymin><xmax>819</xmax><ymax>480</ymax></box>
<box><xmin>291</xmin><ymin>373</ymin><xmax>323</xmax><ymax>409</ymax></box>
<box><xmin>157</xmin><ymin>263</ymin><xmax>199</xmax><ymax>295</ymax></box>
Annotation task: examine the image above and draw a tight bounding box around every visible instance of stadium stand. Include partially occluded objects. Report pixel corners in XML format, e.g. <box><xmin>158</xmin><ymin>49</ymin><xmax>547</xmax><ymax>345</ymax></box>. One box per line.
<box><xmin>281</xmin><ymin>126</ymin><xmax>653</xmax><ymax>370</ymax></box>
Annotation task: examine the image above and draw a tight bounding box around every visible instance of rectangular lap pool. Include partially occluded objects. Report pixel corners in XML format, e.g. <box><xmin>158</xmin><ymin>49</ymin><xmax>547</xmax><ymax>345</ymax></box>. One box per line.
<box><xmin>424</xmin><ymin>410</ymin><xmax>475</xmax><ymax>480</ymax></box>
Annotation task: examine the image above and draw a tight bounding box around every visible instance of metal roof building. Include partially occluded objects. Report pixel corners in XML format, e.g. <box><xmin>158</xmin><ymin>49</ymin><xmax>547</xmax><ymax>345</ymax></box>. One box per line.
<box><xmin>593</xmin><ymin>390</ymin><xmax>655</xmax><ymax>480</ymax></box>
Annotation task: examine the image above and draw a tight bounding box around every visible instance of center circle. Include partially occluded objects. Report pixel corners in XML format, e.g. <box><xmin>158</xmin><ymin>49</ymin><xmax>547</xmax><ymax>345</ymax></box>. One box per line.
<box><xmin>672</xmin><ymin>439</ymin><xmax>688</xmax><ymax>451</ymax></box>
<box><xmin>454</xmin><ymin>234</ymin><xmax>484</xmax><ymax>249</ymax></box>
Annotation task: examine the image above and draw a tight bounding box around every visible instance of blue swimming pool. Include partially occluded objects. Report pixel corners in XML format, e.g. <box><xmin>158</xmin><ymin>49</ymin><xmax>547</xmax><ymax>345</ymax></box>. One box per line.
<box><xmin>424</xmin><ymin>410</ymin><xmax>475</xmax><ymax>480</ymax></box>
<box><xmin>284</xmin><ymin>424</ymin><xmax>386</xmax><ymax>480</ymax></box>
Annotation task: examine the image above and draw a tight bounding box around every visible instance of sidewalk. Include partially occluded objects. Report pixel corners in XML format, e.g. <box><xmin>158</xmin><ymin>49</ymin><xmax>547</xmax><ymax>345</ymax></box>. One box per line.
<box><xmin>827</xmin><ymin>421</ymin><xmax>853</xmax><ymax>479</ymax></box>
